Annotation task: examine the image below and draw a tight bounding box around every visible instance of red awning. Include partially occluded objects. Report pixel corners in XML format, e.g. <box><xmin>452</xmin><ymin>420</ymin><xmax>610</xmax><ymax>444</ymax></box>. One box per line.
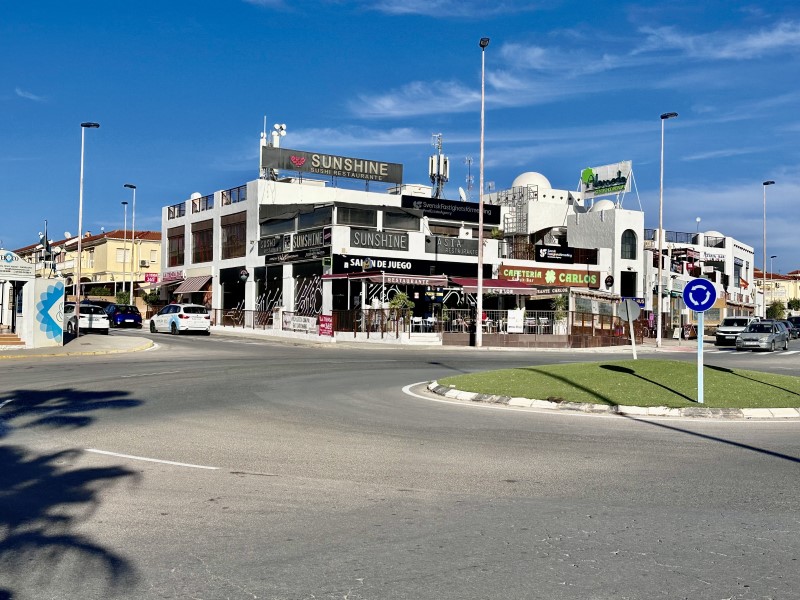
<box><xmin>173</xmin><ymin>275</ymin><xmax>212</xmax><ymax>294</ymax></box>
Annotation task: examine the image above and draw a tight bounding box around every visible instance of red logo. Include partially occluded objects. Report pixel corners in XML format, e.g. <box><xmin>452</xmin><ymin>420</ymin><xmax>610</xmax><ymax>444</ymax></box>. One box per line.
<box><xmin>290</xmin><ymin>155</ymin><xmax>306</xmax><ymax>167</ymax></box>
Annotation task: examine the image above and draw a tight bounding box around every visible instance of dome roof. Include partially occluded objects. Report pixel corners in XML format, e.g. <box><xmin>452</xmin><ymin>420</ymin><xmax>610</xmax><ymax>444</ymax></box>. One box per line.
<box><xmin>589</xmin><ymin>199</ymin><xmax>616</xmax><ymax>212</ymax></box>
<box><xmin>704</xmin><ymin>230</ymin><xmax>724</xmax><ymax>237</ymax></box>
<box><xmin>511</xmin><ymin>172</ymin><xmax>551</xmax><ymax>190</ymax></box>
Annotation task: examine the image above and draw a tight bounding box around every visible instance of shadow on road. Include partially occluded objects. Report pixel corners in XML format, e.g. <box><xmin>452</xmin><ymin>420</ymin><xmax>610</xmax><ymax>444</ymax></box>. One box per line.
<box><xmin>0</xmin><ymin>387</ymin><xmax>143</xmax><ymax>598</ymax></box>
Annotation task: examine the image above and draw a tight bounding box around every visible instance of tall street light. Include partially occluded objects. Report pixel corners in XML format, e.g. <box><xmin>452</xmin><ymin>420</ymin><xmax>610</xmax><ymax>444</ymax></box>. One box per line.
<box><xmin>121</xmin><ymin>200</ymin><xmax>128</xmax><ymax>299</ymax></box>
<box><xmin>770</xmin><ymin>254</ymin><xmax>777</xmax><ymax>306</ymax></box>
<box><xmin>124</xmin><ymin>183</ymin><xmax>137</xmax><ymax>301</ymax></box>
<box><xmin>762</xmin><ymin>180</ymin><xmax>775</xmax><ymax>317</ymax></box>
<box><xmin>656</xmin><ymin>112</ymin><xmax>678</xmax><ymax>348</ymax></box>
<box><xmin>476</xmin><ymin>36</ymin><xmax>490</xmax><ymax>348</ymax></box>
<box><xmin>75</xmin><ymin>121</ymin><xmax>100</xmax><ymax>337</ymax></box>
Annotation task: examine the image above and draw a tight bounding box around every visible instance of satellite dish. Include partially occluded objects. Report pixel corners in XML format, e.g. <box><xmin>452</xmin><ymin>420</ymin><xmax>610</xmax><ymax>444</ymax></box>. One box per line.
<box><xmin>64</xmin><ymin>231</ymin><xmax>72</xmax><ymax>238</ymax></box>
<box><xmin>458</xmin><ymin>187</ymin><xmax>467</xmax><ymax>202</ymax></box>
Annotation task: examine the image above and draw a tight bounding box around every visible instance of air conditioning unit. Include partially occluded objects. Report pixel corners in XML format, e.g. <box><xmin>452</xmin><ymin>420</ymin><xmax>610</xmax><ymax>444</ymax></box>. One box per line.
<box><xmin>140</xmin><ymin>260</ymin><xmax>149</xmax><ymax>267</ymax></box>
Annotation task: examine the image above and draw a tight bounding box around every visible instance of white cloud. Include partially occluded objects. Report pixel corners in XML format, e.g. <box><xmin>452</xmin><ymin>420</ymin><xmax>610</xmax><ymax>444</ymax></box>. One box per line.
<box><xmin>681</xmin><ymin>148</ymin><xmax>763</xmax><ymax>162</ymax></box>
<box><xmin>15</xmin><ymin>87</ymin><xmax>44</xmax><ymax>102</ymax></box>
<box><xmin>364</xmin><ymin>0</ymin><xmax>539</xmax><ymax>18</ymax></box>
<box><xmin>349</xmin><ymin>79</ymin><xmax>478</xmax><ymax>119</ymax></box>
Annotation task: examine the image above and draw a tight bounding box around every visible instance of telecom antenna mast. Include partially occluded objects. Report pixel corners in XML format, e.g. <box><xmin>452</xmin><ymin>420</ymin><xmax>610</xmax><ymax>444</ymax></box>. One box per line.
<box><xmin>429</xmin><ymin>133</ymin><xmax>450</xmax><ymax>199</ymax></box>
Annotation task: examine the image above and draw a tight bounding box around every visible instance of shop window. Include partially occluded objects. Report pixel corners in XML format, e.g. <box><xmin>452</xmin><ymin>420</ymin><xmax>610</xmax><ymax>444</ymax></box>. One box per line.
<box><xmin>222</xmin><ymin>221</ymin><xmax>246</xmax><ymax>259</ymax></box>
<box><xmin>260</xmin><ymin>218</ymin><xmax>295</xmax><ymax>237</ymax></box>
<box><xmin>337</xmin><ymin>207</ymin><xmax>377</xmax><ymax>227</ymax></box>
<box><xmin>192</xmin><ymin>228</ymin><xmax>213</xmax><ymax>263</ymax></box>
<box><xmin>621</xmin><ymin>229</ymin><xmax>637</xmax><ymax>259</ymax></box>
<box><xmin>168</xmin><ymin>234</ymin><xmax>184</xmax><ymax>267</ymax></box>
<box><xmin>383</xmin><ymin>211</ymin><xmax>420</xmax><ymax>231</ymax></box>
<box><xmin>298</xmin><ymin>207</ymin><xmax>332</xmax><ymax>230</ymax></box>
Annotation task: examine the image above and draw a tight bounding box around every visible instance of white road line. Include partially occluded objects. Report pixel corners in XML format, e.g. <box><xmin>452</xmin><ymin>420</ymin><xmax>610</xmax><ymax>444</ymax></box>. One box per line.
<box><xmin>86</xmin><ymin>448</ymin><xmax>219</xmax><ymax>470</ymax></box>
<box><xmin>120</xmin><ymin>370</ymin><xmax>182</xmax><ymax>378</ymax></box>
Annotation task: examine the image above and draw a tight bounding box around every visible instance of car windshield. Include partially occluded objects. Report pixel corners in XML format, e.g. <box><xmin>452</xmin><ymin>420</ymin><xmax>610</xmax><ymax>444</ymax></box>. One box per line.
<box><xmin>82</xmin><ymin>306</ymin><xmax>106</xmax><ymax>315</ymax></box>
<box><xmin>722</xmin><ymin>318</ymin><xmax>749</xmax><ymax>327</ymax></box>
<box><xmin>747</xmin><ymin>324</ymin><xmax>772</xmax><ymax>333</ymax></box>
<box><xmin>182</xmin><ymin>306</ymin><xmax>208</xmax><ymax>315</ymax></box>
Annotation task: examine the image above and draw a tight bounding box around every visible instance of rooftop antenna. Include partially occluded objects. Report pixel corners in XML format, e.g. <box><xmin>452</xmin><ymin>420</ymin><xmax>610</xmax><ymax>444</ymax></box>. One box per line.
<box><xmin>458</xmin><ymin>187</ymin><xmax>467</xmax><ymax>202</ymax></box>
<box><xmin>429</xmin><ymin>133</ymin><xmax>449</xmax><ymax>199</ymax></box>
<box><xmin>464</xmin><ymin>156</ymin><xmax>474</xmax><ymax>201</ymax></box>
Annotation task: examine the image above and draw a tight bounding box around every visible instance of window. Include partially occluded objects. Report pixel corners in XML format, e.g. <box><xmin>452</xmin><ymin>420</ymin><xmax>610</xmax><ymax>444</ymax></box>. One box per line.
<box><xmin>116</xmin><ymin>248</ymin><xmax>131</xmax><ymax>263</ymax></box>
<box><xmin>383</xmin><ymin>211</ymin><xmax>420</xmax><ymax>231</ymax></box>
<box><xmin>260</xmin><ymin>218</ymin><xmax>295</xmax><ymax>237</ymax></box>
<box><xmin>192</xmin><ymin>226</ymin><xmax>213</xmax><ymax>263</ymax></box>
<box><xmin>150</xmin><ymin>250</ymin><xmax>158</xmax><ymax>263</ymax></box>
<box><xmin>621</xmin><ymin>229</ymin><xmax>637</xmax><ymax>260</ymax></box>
<box><xmin>429</xmin><ymin>224</ymin><xmax>460</xmax><ymax>236</ymax></box>
<box><xmin>222</xmin><ymin>221</ymin><xmax>246</xmax><ymax>259</ymax></box>
<box><xmin>337</xmin><ymin>206</ymin><xmax>377</xmax><ymax>227</ymax></box>
<box><xmin>168</xmin><ymin>233</ymin><xmax>185</xmax><ymax>267</ymax></box>
<box><xmin>168</xmin><ymin>202</ymin><xmax>186</xmax><ymax>219</ymax></box>
<box><xmin>192</xmin><ymin>194</ymin><xmax>214</xmax><ymax>213</ymax></box>
<box><xmin>222</xmin><ymin>185</ymin><xmax>247</xmax><ymax>206</ymax></box>
<box><xmin>298</xmin><ymin>206</ymin><xmax>332</xmax><ymax>230</ymax></box>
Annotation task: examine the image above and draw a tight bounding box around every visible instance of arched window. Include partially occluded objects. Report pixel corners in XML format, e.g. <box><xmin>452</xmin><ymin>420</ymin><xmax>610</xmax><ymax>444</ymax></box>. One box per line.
<box><xmin>621</xmin><ymin>229</ymin><xmax>637</xmax><ymax>260</ymax></box>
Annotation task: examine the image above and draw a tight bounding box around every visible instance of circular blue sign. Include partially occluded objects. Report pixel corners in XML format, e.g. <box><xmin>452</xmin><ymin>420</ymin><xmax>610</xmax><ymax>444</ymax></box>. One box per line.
<box><xmin>682</xmin><ymin>278</ymin><xmax>717</xmax><ymax>312</ymax></box>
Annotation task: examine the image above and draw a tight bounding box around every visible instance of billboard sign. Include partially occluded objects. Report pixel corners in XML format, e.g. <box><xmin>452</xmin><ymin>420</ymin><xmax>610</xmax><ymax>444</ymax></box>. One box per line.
<box><xmin>499</xmin><ymin>264</ymin><xmax>601</xmax><ymax>289</ymax></box>
<box><xmin>534</xmin><ymin>245</ymin><xmax>574</xmax><ymax>264</ymax></box>
<box><xmin>579</xmin><ymin>161</ymin><xmax>632</xmax><ymax>198</ymax></box>
<box><xmin>261</xmin><ymin>146</ymin><xmax>403</xmax><ymax>184</ymax></box>
<box><xmin>401</xmin><ymin>196</ymin><xmax>501</xmax><ymax>225</ymax></box>
<box><xmin>425</xmin><ymin>235</ymin><xmax>479</xmax><ymax>257</ymax></box>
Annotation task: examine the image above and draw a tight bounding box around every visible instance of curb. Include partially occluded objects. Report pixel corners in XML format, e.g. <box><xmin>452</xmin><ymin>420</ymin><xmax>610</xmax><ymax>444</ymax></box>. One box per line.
<box><xmin>426</xmin><ymin>381</ymin><xmax>800</xmax><ymax>420</ymax></box>
<box><xmin>0</xmin><ymin>340</ymin><xmax>154</xmax><ymax>360</ymax></box>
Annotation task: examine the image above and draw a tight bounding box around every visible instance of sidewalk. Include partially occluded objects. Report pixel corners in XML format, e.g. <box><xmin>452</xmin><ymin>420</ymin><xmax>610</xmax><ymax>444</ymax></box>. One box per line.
<box><xmin>0</xmin><ymin>333</ymin><xmax>153</xmax><ymax>360</ymax></box>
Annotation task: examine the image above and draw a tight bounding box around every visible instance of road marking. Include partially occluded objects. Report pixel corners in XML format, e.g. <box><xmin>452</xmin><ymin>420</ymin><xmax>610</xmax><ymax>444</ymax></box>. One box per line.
<box><xmin>86</xmin><ymin>448</ymin><xmax>219</xmax><ymax>470</ymax></box>
<box><xmin>120</xmin><ymin>370</ymin><xmax>182</xmax><ymax>378</ymax></box>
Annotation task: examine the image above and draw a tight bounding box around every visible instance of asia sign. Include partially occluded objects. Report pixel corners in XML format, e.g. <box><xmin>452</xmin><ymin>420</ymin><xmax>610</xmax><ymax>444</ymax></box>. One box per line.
<box><xmin>401</xmin><ymin>196</ymin><xmax>501</xmax><ymax>226</ymax></box>
<box><xmin>261</xmin><ymin>146</ymin><xmax>403</xmax><ymax>184</ymax></box>
<box><xmin>425</xmin><ymin>235</ymin><xmax>478</xmax><ymax>257</ymax></box>
<box><xmin>499</xmin><ymin>265</ymin><xmax>601</xmax><ymax>289</ymax></box>
<box><xmin>579</xmin><ymin>160</ymin><xmax>632</xmax><ymax>198</ymax></box>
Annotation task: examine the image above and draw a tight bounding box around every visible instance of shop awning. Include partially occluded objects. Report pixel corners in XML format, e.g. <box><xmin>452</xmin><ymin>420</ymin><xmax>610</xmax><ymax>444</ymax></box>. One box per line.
<box><xmin>322</xmin><ymin>271</ymin><xmax>449</xmax><ymax>287</ymax></box>
<box><xmin>173</xmin><ymin>275</ymin><xmax>212</xmax><ymax>294</ymax></box>
<box><xmin>137</xmin><ymin>281</ymin><xmax>163</xmax><ymax>291</ymax></box>
<box><xmin>450</xmin><ymin>277</ymin><xmax>534</xmax><ymax>294</ymax></box>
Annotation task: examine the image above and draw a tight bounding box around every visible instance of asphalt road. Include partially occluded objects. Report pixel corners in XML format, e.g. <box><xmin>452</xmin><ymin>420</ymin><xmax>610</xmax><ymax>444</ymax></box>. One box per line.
<box><xmin>1</xmin><ymin>331</ymin><xmax>799</xmax><ymax>600</ymax></box>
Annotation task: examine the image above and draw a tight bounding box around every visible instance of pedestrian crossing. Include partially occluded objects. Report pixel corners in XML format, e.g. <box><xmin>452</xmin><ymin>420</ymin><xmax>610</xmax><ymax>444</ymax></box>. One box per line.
<box><xmin>706</xmin><ymin>348</ymin><xmax>800</xmax><ymax>356</ymax></box>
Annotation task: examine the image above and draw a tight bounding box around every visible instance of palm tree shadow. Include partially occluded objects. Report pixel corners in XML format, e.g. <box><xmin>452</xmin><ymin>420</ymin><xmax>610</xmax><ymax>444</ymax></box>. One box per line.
<box><xmin>706</xmin><ymin>364</ymin><xmax>800</xmax><ymax>397</ymax></box>
<box><xmin>518</xmin><ymin>367</ymin><xmax>620</xmax><ymax>406</ymax></box>
<box><xmin>0</xmin><ymin>387</ymin><xmax>144</xmax><ymax>597</ymax></box>
<box><xmin>600</xmin><ymin>364</ymin><xmax>695</xmax><ymax>402</ymax></box>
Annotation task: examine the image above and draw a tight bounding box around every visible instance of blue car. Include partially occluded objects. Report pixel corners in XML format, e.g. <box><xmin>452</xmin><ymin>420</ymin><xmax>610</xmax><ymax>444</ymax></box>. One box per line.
<box><xmin>104</xmin><ymin>304</ymin><xmax>143</xmax><ymax>328</ymax></box>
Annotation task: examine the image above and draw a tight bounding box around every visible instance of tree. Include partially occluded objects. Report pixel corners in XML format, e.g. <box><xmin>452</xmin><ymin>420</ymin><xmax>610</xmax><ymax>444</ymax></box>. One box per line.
<box><xmin>766</xmin><ymin>300</ymin><xmax>785</xmax><ymax>320</ymax></box>
<box><xmin>551</xmin><ymin>294</ymin><xmax>568</xmax><ymax>320</ymax></box>
<box><xmin>787</xmin><ymin>298</ymin><xmax>800</xmax><ymax>311</ymax></box>
<box><xmin>388</xmin><ymin>291</ymin><xmax>415</xmax><ymax>310</ymax></box>
<box><xmin>116</xmin><ymin>291</ymin><xmax>130</xmax><ymax>305</ymax></box>
<box><xmin>141</xmin><ymin>290</ymin><xmax>161</xmax><ymax>306</ymax></box>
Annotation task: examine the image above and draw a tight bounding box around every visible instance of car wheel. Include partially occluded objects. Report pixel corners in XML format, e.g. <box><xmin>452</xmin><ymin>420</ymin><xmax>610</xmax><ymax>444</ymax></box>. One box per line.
<box><xmin>150</xmin><ymin>321</ymin><xmax>156</xmax><ymax>333</ymax></box>
<box><xmin>204</xmin><ymin>330</ymin><xmax>211</xmax><ymax>336</ymax></box>
<box><xmin>67</xmin><ymin>322</ymin><xmax>75</xmax><ymax>335</ymax></box>
<box><xmin>735</xmin><ymin>347</ymin><xmax>744</xmax><ymax>351</ymax></box>
<box><xmin>102</xmin><ymin>329</ymin><xmax>109</xmax><ymax>335</ymax></box>
<box><xmin>171</xmin><ymin>322</ymin><xmax>179</xmax><ymax>335</ymax></box>
<box><xmin>770</xmin><ymin>341</ymin><xmax>775</xmax><ymax>352</ymax></box>
<box><xmin>784</xmin><ymin>339</ymin><xmax>789</xmax><ymax>351</ymax></box>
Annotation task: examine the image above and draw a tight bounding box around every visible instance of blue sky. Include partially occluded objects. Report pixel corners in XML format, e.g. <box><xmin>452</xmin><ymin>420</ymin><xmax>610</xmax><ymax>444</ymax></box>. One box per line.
<box><xmin>2</xmin><ymin>1</ymin><xmax>799</xmax><ymax>274</ymax></box>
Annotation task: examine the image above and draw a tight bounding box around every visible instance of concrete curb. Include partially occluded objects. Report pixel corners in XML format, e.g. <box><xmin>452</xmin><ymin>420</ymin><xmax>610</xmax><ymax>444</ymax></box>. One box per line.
<box><xmin>426</xmin><ymin>381</ymin><xmax>800</xmax><ymax>420</ymax></box>
<box><xmin>0</xmin><ymin>339</ymin><xmax>154</xmax><ymax>360</ymax></box>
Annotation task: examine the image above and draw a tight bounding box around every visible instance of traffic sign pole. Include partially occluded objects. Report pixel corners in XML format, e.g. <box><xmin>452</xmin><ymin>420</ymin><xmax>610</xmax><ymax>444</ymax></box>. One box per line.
<box><xmin>682</xmin><ymin>278</ymin><xmax>716</xmax><ymax>405</ymax></box>
<box><xmin>697</xmin><ymin>311</ymin><xmax>704</xmax><ymax>404</ymax></box>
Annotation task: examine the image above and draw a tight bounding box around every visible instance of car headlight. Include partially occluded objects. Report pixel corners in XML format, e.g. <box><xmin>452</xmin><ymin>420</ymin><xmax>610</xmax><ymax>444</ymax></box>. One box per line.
<box><xmin>758</xmin><ymin>336</ymin><xmax>769</xmax><ymax>342</ymax></box>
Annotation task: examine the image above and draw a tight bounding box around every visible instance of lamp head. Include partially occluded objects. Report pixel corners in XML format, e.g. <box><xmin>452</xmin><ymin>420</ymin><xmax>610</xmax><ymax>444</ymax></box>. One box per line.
<box><xmin>124</xmin><ymin>183</ymin><xmax>136</xmax><ymax>190</ymax></box>
<box><xmin>763</xmin><ymin>180</ymin><xmax>775</xmax><ymax>186</ymax></box>
<box><xmin>660</xmin><ymin>112</ymin><xmax>678</xmax><ymax>120</ymax></box>
<box><xmin>479</xmin><ymin>37</ymin><xmax>490</xmax><ymax>49</ymax></box>
<box><xmin>81</xmin><ymin>122</ymin><xmax>100</xmax><ymax>128</ymax></box>
<box><xmin>121</xmin><ymin>201</ymin><xmax>128</xmax><ymax>206</ymax></box>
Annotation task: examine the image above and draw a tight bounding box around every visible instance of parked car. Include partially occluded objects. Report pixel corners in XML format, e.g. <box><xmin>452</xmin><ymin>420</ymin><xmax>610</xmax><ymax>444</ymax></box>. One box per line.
<box><xmin>735</xmin><ymin>320</ymin><xmax>789</xmax><ymax>352</ymax></box>
<box><xmin>81</xmin><ymin>299</ymin><xmax>113</xmax><ymax>310</ymax></box>
<box><xmin>779</xmin><ymin>320</ymin><xmax>799</xmax><ymax>339</ymax></box>
<box><xmin>787</xmin><ymin>315</ymin><xmax>800</xmax><ymax>331</ymax></box>
<box><xmin>104</xmin><ymin>303</ymin><xmax>143</xmax><ymax>328</ymax></box>
<box><xmin>64</xmin><ymin>303</ymin><xmax>110</xmax><ymax>335</ymax></box>
<box><xmin>150</xmin><ymin>303</ymin><xmax>211</xmax><ymax>335</ymax></box>
<box><xmin>715</xmin><ymin>316</ymin><xmax>759</xmax><ymax>346</ymax></box>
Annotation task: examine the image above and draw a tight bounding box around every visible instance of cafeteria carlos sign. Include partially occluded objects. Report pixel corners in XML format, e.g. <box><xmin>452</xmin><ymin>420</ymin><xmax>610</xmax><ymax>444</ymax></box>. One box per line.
<box><xmin>499</xmin><ymin>265</ymin><xmax>600</xmax><ymax>288</ymax></box>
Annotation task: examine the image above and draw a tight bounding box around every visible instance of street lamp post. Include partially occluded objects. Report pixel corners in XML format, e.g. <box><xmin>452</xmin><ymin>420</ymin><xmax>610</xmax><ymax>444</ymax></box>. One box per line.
<box><xmin>75</xmin><ymin>122</ymin><xmax>100</xmax><ymax>337</ymax></box>
<box><xmin>121</xmin><ymin>200</ymin><xmax>128</xmax><ymax>299</ymax></box>
<box><xmin>770</xmin><ymin>254</ymin><xmax>777</xmax><ymax>307</ymax></box>
<box><xmin>476</xmin><ymin>36</ymin><xmax>490</xmax><ymax>348</ymax></box>
<box><xmin>124</xmin><ymin>183</ymin><xmax>137</xmax><ymax>301</ymax></box>
<box><xmin>762</xmin><ymin>180</ymin><xmax>775</xmax><ymax>317</ymax></box>
<box><xmin>656</xmin><ymin>112</ymin><xmax>678</xmax><ymax>348</ymax></box>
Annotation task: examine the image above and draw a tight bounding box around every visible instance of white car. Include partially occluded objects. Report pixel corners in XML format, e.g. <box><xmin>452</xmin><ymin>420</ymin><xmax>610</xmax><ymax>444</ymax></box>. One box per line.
<box><xmin>150</xmin><ymin>303</ymin><xmax>211</xmax><ymax>335</ymax></box>
<box><xmin>64</xmin><ymin>303</ymin><xmax>110</xmax><ymax>335</ymax></box>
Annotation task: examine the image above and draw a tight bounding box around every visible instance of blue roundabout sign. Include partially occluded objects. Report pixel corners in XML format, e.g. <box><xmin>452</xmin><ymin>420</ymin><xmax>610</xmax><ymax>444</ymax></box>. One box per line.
<box><xmin>682</xmin><ymin>278</ymin><xmax>717</xmax><ymax>313</ymax></box>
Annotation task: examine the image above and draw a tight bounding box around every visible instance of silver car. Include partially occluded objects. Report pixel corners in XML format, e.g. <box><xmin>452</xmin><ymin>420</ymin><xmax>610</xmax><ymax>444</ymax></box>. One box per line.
<box><xmin>735</xmin><ymin>320</ymin><xmax>789</xmax><ymax>352</ymax></box>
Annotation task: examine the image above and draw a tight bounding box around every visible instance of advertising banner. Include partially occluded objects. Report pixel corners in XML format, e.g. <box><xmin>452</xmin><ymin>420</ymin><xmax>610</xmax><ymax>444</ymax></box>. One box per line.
<box><xmin>579</xmin><ymin>161</ymin><xmax>632</xmax><ymax>198</ymax></box>
<box><xmin>425</xmin><ymin>235</ymin><xmax>479</xmax><ymax>257</ymax></box>
<box><xmin>402</xmin><ymin>196</ymin><xmax>501</xmax><ymax>225</ymax></box>
<box><xmin>534</xmin><ymin>245</ymin><xmax>574</xmax><ymax>264</ymax></box>
<box><xmin>261</xmin><ymin>146</ymin><xmax>403</xmax><ymax>184</ymax></box>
